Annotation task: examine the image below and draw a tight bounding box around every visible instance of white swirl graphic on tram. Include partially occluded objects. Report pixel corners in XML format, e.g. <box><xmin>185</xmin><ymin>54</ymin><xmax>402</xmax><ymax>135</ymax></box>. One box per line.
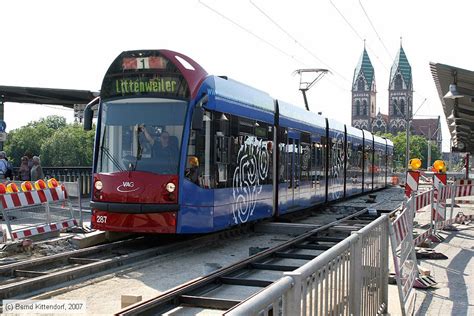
<box><xmin>329</xmin><ymin>132</ymin><xmax>345</xmax><ymax>200</ymax></box>
<box><xmin>232</xmin><ymin>136</ymin><xmax>270</xmax><ymax>224</ymax></box>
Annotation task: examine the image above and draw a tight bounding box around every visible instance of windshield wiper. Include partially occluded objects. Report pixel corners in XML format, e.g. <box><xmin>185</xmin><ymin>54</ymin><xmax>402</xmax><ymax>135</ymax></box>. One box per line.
<box><xmin>132</xmin><ymin>127</ymin><xmax>143</xmax><ymax>171</ymax></box>
<box><xmin>100</xmin><ymin>145</ymin><xmax>124</xmax><ymax>172</ymax></box>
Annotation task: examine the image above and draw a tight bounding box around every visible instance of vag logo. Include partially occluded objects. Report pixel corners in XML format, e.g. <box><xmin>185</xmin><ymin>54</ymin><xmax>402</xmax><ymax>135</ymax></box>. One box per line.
<box><xmin>116</xmin><ymin>181</ymin><xmax>140</xmax><ymax>193</ymax></box>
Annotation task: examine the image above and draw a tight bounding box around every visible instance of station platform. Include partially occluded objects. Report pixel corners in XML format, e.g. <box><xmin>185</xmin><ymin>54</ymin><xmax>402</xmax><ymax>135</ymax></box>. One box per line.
<box><xmin>388</xmin><ymin>204</ymin><xmax>474</xmax><ymax>315</ymax></box>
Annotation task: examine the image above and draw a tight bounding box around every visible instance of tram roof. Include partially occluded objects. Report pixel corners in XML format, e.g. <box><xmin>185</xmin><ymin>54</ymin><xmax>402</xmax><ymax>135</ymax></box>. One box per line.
<box><xmin>346</xmin><ymin>125</ymin><xmax>364</xmax><ymax>139</ymax></box>
<box><xmin>211</xmin><ymin>76</ymin><xmax>274</xmax><ymax>113</ymax></box>
<box><xmin>373</xmin><ymin>134</ymin><xmax>386</xmax><ymax>147</ymax></box>
<box><xmin>278</xmin><ymin>100</ymin><xmax>326</xmax><ymax>128</ymax></box>
<box><xmin>0</xmin><ymin>85</ymin><xmax>97</xmax><ymax>107</ymax></box>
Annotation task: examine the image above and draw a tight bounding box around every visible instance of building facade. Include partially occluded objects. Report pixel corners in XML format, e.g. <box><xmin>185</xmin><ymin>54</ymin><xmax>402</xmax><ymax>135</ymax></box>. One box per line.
<box><xmin>351</xmin><ymin>44</ymin><xmax>441</xmax><ymax>150</ymax></box>
<box><xmin>351</xmin><ymin>48</ymin><xmax>376</xmax><ymax>130</ymax></box>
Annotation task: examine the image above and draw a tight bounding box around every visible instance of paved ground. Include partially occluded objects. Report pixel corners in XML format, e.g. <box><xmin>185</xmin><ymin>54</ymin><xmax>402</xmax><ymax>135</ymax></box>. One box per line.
<box><xmin>388</xmin><ymin>203</ymin><xmax>474</xmax><ymax>315</ymax></box>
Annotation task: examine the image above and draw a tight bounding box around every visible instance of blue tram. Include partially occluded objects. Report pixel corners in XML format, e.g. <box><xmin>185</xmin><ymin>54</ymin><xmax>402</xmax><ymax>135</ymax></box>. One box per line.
<box><xmin>84</xmin><ymin>49</ymin><xmax>393</xmax><ymax>234</ymax></box>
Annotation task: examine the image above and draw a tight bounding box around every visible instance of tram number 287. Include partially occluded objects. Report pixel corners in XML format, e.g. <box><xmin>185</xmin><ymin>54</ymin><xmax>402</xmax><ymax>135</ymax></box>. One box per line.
<box><xmin>96</xmin><ymin>215</ymin><xmax>107</xmax><ymax>224</ymax></box>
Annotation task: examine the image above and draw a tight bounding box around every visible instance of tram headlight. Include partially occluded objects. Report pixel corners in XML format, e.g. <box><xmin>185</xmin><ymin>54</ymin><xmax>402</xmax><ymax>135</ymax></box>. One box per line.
<box><xmin>165</xmin><ymin>182</ymin><xmax>176</xmax><ymax>193</ymax></box>
<box><xmin>94</xmin><ymin>180</ymin><xmax>103</xmax><ymax>191</ymax></box>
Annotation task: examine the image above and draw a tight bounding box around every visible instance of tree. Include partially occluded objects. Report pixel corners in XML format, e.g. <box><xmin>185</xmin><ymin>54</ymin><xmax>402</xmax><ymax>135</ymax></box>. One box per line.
<box><xmin>383</xmin><ymin>132</ymin><xmax>442</xmax><ymax>171</ymax></box>
<box><xmin>4</xmin><ymin>120</ymin><xmax>57</xmax><ymax>165</ymax></box>
<box><xmin>4</xmin><ymin>115</ymin><xmax>95</xmax><ymax>167</ymax></box>
<box><xmin>41</xmin><ymin>124</ymin><xmax>95</xmax><ymax>166</ymax></box>
<box><xmin>30</xmin><ymin>116</ymin><xmax>67</xmax><ymax>130</ymax></box>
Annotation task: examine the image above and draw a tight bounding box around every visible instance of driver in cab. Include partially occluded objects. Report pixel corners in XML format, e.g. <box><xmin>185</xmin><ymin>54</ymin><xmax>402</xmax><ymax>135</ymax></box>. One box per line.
<box><xmin>140</xmin><ymin>126</ymin><xmax>179</xmax><ymax>170</ymax></box>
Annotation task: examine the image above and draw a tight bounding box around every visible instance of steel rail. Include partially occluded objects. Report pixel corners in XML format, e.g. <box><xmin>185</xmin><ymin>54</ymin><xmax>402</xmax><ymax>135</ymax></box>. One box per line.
<box><xmin>117</xmin><ymin>200</ymin><xmax>388</xmax><ymax>315</ymax></box>
<box><xmin>0</xmin><ymin>226</ymin><xmax>250</xmax><ymax>301</ymax></box>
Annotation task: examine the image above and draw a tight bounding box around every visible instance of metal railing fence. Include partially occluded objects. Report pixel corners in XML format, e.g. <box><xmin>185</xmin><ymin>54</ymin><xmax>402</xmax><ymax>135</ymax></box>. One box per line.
<box><xmin>226</xmin><ymin>215</ymin><xmax>389</xmax><ymax>316</ymax></box>
<box><xmin>11</xmin><ymin>167</ymin><xmax>92</xmax><ymax>196</ymax></box>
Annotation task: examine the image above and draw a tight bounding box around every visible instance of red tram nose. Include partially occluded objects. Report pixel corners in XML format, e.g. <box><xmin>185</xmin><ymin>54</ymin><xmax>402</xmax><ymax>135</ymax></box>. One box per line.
<box><xmin>91</xmin><ymin>171</ymin><xmax>179</xmax><ymax>233</ymax></box>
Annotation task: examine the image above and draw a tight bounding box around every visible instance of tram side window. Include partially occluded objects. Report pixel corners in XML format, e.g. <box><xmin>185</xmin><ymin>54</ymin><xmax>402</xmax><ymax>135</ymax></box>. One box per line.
<box><xmin>214</xmin><ymin>112</ymin><xmax>231</xmax><ymax>188</ymax></box>
<box><xmin>346</xmin><ymin>140</ymin><xmax>352</xmax><ymax>171</ymax></box>
<box><xmin>321</xmin><ymin>136</ymin><xmax>328</xmax><ymax>175</ymax></box>
<box><xmin>257</xmin><ymin>122</ymin><xmax>273</xmax><ymax>185</ymax></box>
<box><xmin>213</xmin><ymin>112</ymin><xmax>273</xmax><ymax>188</ymax></box>
<box><xmin>186</xmin><ymin>110</ymin><xmax>214</xmax><ymax>188</ymax></box>
<box><xmin>330</xmin><ymin>137</ymin><xmax>344</xmax><ymax>178</ymax></box>
<box><xmin>312</xmin><ymin>141</ymin><xmax>323</xmax><ymax>181</ymax></box>
<box><xmin>300</xmin><ymin>132</ymin><xmax>311</xmax><ymax>183</ymax></box>
<box><xmin>279</xmin><ymin>127</ymin><xmax>288</xmax><ymax>184</ymax></box>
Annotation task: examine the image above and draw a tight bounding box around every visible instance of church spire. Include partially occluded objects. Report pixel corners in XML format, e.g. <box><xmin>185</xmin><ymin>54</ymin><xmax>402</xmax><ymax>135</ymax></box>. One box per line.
<box><xmin>352</xmin><ymin>44</ymin><xmax>375</xmax><ymax>88</ymax></box>
<box><xmin>390</xmin><ymin>44</ymin><xmax>412</xmax><ymax>88</ymax></box>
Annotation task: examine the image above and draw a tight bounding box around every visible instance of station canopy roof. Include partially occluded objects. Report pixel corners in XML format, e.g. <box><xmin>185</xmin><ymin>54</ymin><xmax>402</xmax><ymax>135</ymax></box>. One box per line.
<box><xmin>430</xmin><ymin>62</ymin><xmax>474</xmax><ymax>153</ymax></box>
<box><xmin>0</xmin><ymin>85</ymin><xmax>98</xmax><ymax>108</ymax></box>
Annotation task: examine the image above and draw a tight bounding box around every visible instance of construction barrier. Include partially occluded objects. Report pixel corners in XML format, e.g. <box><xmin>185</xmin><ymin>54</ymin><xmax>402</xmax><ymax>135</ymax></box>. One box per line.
<box><xmin>405</xmin><ymin>171</ymin><xmax>420</xmax><ymax>198</ymax></box>
<box><xmin>412</xmin><ymin>187</ymin><xmax>434</xmax><ymax>247</ymax></box>
<box><xmin>410</xmin><ymin>177</ymin><xmax>474</xmax><ymax>247</ymax></box>
<box><xmin>454</xmin><ymin>179</ymin><xmax>474</xmax><ymax>204</ymax></box>
<box><xmin>0</xmin><ymin>183</ymin><xmax>77</xmax><ymax>241</ymax></box>
<box><xmin>388</xmin><ymin>197</ymin><xmax>419</xmax><ymax>316</ymax></box>
<box><xmin>226</xmin><ymin>215</ymin><xmax>389</xmax><ymax>316</ymax></box>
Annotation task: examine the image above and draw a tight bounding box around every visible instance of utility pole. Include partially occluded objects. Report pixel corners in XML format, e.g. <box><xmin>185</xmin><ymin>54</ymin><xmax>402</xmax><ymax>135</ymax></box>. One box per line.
<box><xmin>293</xmin><ymin>69</ymin><xmax>329</xmax><ymax>111</ymax></box>
<box><xmin>405</xmin><ymin>118</ymin><xmax>410</xmax><ymax>170</ymax></box>
<box><xmin>449</xmin><ymin>138</ymin><xmax>453</xmax><ymax>171</ymax></box>
<box><xmin>427</xmin><ymin>125</ymin><xmax>431</xmax><ymax>169</ymax></box>
<box><xmin>404</xmin><ymin>98</ymin><xmax>427</xmax><ymax>170</ymax></box>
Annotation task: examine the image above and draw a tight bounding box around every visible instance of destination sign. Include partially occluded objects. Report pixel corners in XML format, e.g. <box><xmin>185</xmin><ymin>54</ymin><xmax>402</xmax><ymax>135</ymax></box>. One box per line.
<box><xmin>101</xmin><ymin>51</ymin><xmax>190</xmax><ymax>100</ymax></box>
<box><xmin>115</xmin><ymin>77</ymin><xmax>178</xmax><ymax>94</ymax></box>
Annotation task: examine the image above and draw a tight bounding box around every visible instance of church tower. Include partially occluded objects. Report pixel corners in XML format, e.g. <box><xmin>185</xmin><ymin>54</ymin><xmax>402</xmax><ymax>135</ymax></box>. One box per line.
<box><xmin>388</xmin><ymin>42</ymin><xmax>413</xmax><ymax>134</ymax></box>
<box><xmin>351</xmin><ymin>47</ymin><xmax>377</xmax><ymax>130</ymax></box>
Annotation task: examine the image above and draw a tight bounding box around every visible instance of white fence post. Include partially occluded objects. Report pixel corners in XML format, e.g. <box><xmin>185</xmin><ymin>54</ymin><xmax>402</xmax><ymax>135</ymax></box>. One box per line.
<box><xmin>78</xmin><ymin>180</ymin><xmax>83</xmax><ymax>227</ymax></box>
<box><xmin>380</xmin><ymin>215</ymin><xmax>389</xmax><ymax>311</ymax></box>
<box><xmin>349</xmin><ymin>233</ymin><xmax>362</xmax><ymax>316</ymax></box>
<box><xmin>450</xmin><ymin>183</ymin><xmax>456</xmax><ymax>223</ymax></box>
<box><xmin>282</xmin><ymin>271</ymin><xmax>302</xmax><ymax>315</ymax></box>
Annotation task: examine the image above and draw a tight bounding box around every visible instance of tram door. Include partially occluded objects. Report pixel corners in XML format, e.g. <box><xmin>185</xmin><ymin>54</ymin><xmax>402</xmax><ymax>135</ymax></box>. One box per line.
<box><xmin>288</xmin><ymin>132</ymin><xmax>300</xmax><ymax>209</ymax></box>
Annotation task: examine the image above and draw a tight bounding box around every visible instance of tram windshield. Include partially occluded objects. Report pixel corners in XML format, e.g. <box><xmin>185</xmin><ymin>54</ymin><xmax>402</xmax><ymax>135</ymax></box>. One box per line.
<box><xmin>97</xmin><ymin>98</ymin><xmax>187</xmax><ymax>174</ymax></box>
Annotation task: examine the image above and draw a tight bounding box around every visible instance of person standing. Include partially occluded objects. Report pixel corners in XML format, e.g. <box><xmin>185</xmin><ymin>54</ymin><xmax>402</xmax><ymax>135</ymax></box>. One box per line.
<box><xmin>18</xmin><ymin>156</ymin><xmax>31</xmax><ymax>181</ymax></box>
<box><xmin>0</xmin><ymin>152</ymin><xmax>8</xmax><ymax>180</ymax></box>
<box><xmin>30</xmin><ymin>156</ymin><xmax>44</xmax><ymax>181</ymax></box>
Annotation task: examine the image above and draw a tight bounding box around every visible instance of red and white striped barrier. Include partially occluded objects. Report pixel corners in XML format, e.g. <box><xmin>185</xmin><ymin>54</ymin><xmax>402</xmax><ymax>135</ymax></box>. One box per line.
<box><xmin>12</xmin><ymin>219</ymin><xmax>78</xmax><ymax>240</ymax></box>
<box><xmin>415</xmin><ymin>189</ymin><xmax>432</xmax><ymax>212</ymax></box>
<box><xmin>389</xmin><ymin>197</ymin><xmax>432</xmax><ymax>314</ymax></box>
<box><xmin>0</xmin><ymin>184</ymin><xmax>76</xmax><ymax>241</ymax></box>
<box><xmin>405</xmin><ymin>171</ymin><xmax>420</xmax><ymax>198</ymax></box>
<box><xmin>0</xmin><ymin>185</ymin><xmax>66</xmax><ymax>209</ymax></box>
<box><xmin>455</xmin><ymin>180</ymin><xmax>474</xmax><ymax>201</ymax></box>
<box><xmin>392</xmin><ymin>207</ymin><xmax>412</xmax><ymax>246</ymax></box>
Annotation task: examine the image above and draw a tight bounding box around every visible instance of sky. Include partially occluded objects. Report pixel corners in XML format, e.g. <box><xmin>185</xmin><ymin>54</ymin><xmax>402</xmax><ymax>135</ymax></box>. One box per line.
<box><xmin>2</xmin><ymin>0</ymin><xmax>473</xmax><ymax>152</ymax></box>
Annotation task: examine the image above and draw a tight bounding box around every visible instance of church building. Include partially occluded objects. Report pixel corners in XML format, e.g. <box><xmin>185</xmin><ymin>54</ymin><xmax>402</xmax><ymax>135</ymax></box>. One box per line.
<box><xmin>351</xmin><ymin>43</ymin><xmax>442</xmax><ymax>150</ymax></box>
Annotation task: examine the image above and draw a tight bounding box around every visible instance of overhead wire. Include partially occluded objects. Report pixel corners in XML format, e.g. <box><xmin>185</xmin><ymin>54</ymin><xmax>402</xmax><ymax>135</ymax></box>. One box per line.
<box><xmin>198</xmin><ymin>0</ymin><xmax>350</xmax><ymax>93</ymax></box>
<box><xmin>356</xmin><ymin>0</ymin><xmax>433</xmax><ymax>114</ymax></box>
<box><xmin>331</xmin><ymin>0</ymin><xmax>435</xmax><ymax>119</ymax></box>
<box><xmin>249</xmin><ymin>0</ymin><xmax>350</xmax><ymax>85</ymax></box>
<box><xmin>358</xmin><ymin>0</ymin><xmax>393</xmax><ymax>60</ymax></box>
<box><xmin>198</xmin><ymin>0</ymin><xmax>306</xmax><ymax>66</ymax></box>
<box><xmin>328</xmin><ymin>0</ymin><xmax>389</xmax><ymax>72</ymax></box>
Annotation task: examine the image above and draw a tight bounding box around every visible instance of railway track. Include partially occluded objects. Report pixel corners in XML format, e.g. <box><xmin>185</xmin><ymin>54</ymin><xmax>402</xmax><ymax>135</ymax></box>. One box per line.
<box><xmin>0</xmin><ymin>227</ymin><xmax>250</xmax><ymax>301</ymax></box>
<box><xmin>117</xmin><ymin>202</ymin><xmax>387</xmax><ymax>315</ymax></box>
